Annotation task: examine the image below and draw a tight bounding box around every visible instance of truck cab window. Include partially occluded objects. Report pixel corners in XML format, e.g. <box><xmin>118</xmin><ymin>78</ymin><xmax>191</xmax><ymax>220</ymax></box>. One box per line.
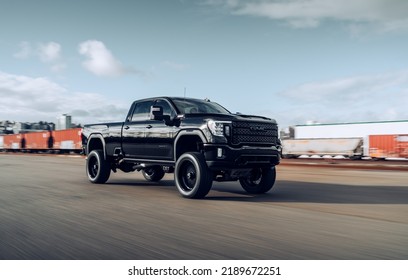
<box><xmin>131</xmin><ymin>101</ymin><xmax>153</xmax><ymax>121</ymax></box>
<box><xmin>155</xmin><ymin>100</ymin><xmax>175</xmax><ymax>119</ymax></box>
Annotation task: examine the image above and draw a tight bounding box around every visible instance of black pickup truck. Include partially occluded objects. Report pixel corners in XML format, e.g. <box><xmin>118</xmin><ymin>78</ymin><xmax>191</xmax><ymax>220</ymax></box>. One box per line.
<box><xmin>82</xmin><ymin>97</ymin><xmax>281</xmax><ymax>198</ymax></box>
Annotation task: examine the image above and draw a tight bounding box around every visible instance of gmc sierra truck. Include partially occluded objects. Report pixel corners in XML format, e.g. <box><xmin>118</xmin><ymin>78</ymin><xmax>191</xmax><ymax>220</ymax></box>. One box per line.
<box><xmin>82</xmin><ymin>97</ymin><xmax>281</xmax><ymax>198</ymax></box>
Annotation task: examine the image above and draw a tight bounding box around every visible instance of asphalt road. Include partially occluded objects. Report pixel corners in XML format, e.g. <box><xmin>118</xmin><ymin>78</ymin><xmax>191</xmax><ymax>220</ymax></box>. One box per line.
<box><xmin>0</xmin><ymin>154</ymin><xmax>407</xmax><ymax>259</ymax></box>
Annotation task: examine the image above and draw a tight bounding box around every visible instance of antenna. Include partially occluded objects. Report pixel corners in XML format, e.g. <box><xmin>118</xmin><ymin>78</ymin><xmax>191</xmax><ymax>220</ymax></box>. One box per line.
<box><xmin>184</xmin><ymin>87</ymin><xmax>186</xmax><ymax>98</ymax></box>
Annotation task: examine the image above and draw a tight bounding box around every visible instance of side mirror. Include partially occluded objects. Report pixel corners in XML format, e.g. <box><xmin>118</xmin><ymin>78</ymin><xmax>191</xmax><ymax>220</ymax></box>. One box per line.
<box><xmin>150</xmin><ymin>106</ymin><xmax>171</xmax><ymax>124</ymax></box>
<box><xmin>150</xmin><ymin>105</ymin><xmax>164</xmax><ymax>120</ymax></box>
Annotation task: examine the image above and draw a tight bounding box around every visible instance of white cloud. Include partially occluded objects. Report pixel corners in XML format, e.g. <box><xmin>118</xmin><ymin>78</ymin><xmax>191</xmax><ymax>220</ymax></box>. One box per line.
<box><xmin>273</xmin><ymin>70</ymin><xmax>408</xmax><ymax>126</ymax></box>
<box><xmin>38</xmin><ymin>42</ymin><xmax>66</xmax><ymax>73</ymax></box>
<box><xmin>0</xmin><ymin>71</ymin><xmax>127</xmax><ymax>124</ymax></box>
<box><xmin>13</xmin><ymin>41</ymin><xmax>32</xmax><ymax>59</ymax></box>
<box><xmin>38</xmin><ymin>42</ymin><xmax>61</xmax><ymax>62</ymax></box>
<box><xmin>13</xmin><ymin>41</ymin><xmax>66</xmax><ymax>73</ymax></box>
<box><xmin>280</xmin><ymin>71</ymin><xmax>408</xmax><ymax>101</ymax></box>
<box><xmin>207</xmin><ymin>0</ymin><xmax>408</xmax><ymax>32</ymax></box>
<box><xmin>78</xmin><ymin>40</ymin><xmax>129</xmax><ymax>77</ymax></box>
<box><xmin>50</xmin><ymin>63</ymin><xmax>67</xmax><ymax>73</ymax></box>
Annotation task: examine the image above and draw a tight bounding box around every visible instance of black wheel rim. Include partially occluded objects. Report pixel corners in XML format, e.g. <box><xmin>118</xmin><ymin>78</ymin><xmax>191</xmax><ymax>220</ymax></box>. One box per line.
<box><xmin>246</xmin><ymin>168</ymin><xmax>262</xmax><ymax>186</ymax></box>
<box><xmin>88</xmin><ymin>155</ymin><xmax>99</xmax><ymax>179</ymax></box>
<box><xmin>180</xmin><ymin>161</ymin><xmax>197</xmax><ymax>191</ymax></box>
<box><xmin>145</xmin><ymin>168</ymin><xmax>154</xmax><ymax>177</ymax></box>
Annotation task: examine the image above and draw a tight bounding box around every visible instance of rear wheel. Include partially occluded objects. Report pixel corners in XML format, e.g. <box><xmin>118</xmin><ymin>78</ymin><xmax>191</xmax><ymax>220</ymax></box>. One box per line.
<box><xmin>142</xmin><ymin>166</ymin><xmax>165</xmax><ymax>182</ymax></box>
<box><xmin>175</xmin><ymin>152</ymin><xmax>213</xmax><ymax>199</ymax></box>
<box><xmin>239</xmin><ymin>167</ymin><xmax>276</xmax><ymax>194</ymax></box>
<box><xmin>86</xmin><ymin>149</ymin><xmax>111</xmax><ymax>183</ymax></box>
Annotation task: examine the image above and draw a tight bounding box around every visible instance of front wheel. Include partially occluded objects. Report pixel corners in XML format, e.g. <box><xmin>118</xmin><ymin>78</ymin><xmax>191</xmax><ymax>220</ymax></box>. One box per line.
<box><xmin>175</xmin><ymin>152</ymin><xmax>213</xmax><ymax>199</ymax></box>
<box><xmin>142</xmin><ymin>166</ymin><xmax>165</xmax><ymax>182</ymax></box>
<box><xmin>239</xmin><ymin>167</ymin><xmax>276</xmax><ymax>194</ymax></box>
<box><xmin>86</xmin><ymin>149</ymin><xmax>111</xmax><ymax>183</ymax></box>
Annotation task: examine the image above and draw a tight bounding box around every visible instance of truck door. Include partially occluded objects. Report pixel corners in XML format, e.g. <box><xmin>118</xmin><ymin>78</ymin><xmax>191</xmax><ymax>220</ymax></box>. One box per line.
<box><xmin>144</xmin><ymin>99</ymin><xmax>176</xmax><ymax>160</ymax></box>
<box><xmin>121</xmin><ymin>100</ymin><xmax>153</xmax><ymax>158</ymax></box>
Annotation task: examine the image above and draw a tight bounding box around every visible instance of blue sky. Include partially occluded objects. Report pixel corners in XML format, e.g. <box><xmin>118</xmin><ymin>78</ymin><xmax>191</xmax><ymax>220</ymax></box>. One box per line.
<box><xmin>1</xmin><ymin>0</ymin><xmax>408</xmax><ymax>128</ymax></box>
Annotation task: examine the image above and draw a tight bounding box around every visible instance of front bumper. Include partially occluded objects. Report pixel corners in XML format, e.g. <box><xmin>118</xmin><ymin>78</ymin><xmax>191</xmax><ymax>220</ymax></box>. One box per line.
<box><xmin>203</xmin><ymin>143</ymin><xmax>280</xmax><ymax>170</ymax></box>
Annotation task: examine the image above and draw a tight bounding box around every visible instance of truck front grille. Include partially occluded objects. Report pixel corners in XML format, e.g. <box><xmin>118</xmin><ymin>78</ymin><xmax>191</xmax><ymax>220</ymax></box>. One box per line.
<box><xmin>231</xmin><ymin>121</ymin><xmax>278</xmax><ymax>146</ymax></box>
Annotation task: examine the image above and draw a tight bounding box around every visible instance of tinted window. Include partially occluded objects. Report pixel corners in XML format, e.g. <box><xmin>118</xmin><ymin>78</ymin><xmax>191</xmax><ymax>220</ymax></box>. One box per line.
<box><xmin>155</xmin><ymin>99</ymin><xmax>175</xmax><ymax>118</ymax></box>
<box><xmin>131</xmin><ymin>101</ymin><xmax>153</xmax><ymax>121</ymax></box>
<box><xmin>172</xmin><ymin>98</ymin><xmax>230</xmax><ymax>114</ymax></box>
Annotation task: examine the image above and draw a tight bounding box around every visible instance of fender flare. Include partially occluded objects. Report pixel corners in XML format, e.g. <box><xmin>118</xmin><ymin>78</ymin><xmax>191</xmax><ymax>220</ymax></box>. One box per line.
<box><xmin>173</xmin><ymin>130</ymin><xmax>208</xmax><ymax>161</ymax></box>
<box><xmin>86</xmin><ymin>133</ymin><xmax>107</xmax><ymax>159</ymax></box>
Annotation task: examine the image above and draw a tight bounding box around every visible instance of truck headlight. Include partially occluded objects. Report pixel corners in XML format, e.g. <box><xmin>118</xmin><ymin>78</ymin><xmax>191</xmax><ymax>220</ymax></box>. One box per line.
<box><xmin>207</xmin><ymin>120</ymin><xmax>231</xmax><ymax>137</ymax></box>
<box><xmin>207</xmin><ymin>120</ymin><xmax>224</xmax><ymax>136</ymax></box>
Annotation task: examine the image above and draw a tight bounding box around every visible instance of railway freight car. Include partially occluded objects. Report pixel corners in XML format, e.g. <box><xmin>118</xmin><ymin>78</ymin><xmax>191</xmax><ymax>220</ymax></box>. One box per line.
<box><xmin>0</xmin><ymin>128</ymin><xmax>82</xmax><ymax>153</ymax></box>
<box><xmin>53</xmin><ymin>128</ymin><xmax>82</xmax><ymax>152</ymax></box>
<box><xmin>281</xmin><ymin>120</ymin><xmax>408</xmax><ymax>160</ymax></box>
<box><xmin>369</xmin><ymin>134</ymin><xmax>408</xmax><ymax>160</ymax></box>
<box><xmin>282</xmin><ymin>138</ymin><xmax>363</xmax><ymax>159</ymax></box>
<box><xmin>294</xmin><ymin>120</ymin><xmax>408</xmax><ymax>139</ymax></box>
<box><xmin>2</xmin><ymin>134</ymin><xmax>24</xmax><ymax>150</ymax></box>
<box><xmin>24</xmin><ymin>131</ymin><xmax>52</xmax><ymax>151</ymax></box>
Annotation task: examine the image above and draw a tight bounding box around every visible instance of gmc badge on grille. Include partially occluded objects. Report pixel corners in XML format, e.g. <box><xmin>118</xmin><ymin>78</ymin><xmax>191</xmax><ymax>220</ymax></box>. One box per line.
<box><xmin>250</xmin><ymin>126</ymin><xmax>266</xmax><ymax>132</ymax></box>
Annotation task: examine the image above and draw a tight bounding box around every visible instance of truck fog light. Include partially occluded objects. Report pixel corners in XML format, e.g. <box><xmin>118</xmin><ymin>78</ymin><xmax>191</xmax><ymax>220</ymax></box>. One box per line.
<box><xmin>217</xmin><ymin>148</ymin><xmax>223</xmax><ymax>158</ymax></box>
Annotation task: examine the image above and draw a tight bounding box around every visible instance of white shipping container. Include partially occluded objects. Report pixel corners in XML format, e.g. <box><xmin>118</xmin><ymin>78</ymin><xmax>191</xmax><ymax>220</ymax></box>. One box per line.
<box><xmin>0</xmin><ymin>136</ymin><xmax>3</xmax><ymax>149</ymax></box>
<box><xmin>295</xmin><ymin>120</ymin><xmax>408</xmax><ymax>139</ymax></box>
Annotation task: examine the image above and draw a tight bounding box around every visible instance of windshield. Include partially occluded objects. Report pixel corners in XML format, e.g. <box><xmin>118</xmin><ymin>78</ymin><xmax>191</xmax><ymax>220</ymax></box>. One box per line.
<box><xmin>171</xmin><ymin>98</ymin><xmax>230</xmax><ymax>115</ymax></box>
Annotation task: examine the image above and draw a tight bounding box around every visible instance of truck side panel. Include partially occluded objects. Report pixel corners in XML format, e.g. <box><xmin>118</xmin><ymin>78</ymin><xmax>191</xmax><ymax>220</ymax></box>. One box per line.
<box><xmin>82</xmin><ymin>122</ymin><xmax>124</xmax><ymax>157</ymax></box>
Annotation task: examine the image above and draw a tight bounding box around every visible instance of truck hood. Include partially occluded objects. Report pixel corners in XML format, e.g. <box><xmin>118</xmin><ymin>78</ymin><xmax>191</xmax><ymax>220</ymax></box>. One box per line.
<box><xmin>183</xmin><ymin>113</ymin><xmax>277</xmax><ymax>124</ymax></box>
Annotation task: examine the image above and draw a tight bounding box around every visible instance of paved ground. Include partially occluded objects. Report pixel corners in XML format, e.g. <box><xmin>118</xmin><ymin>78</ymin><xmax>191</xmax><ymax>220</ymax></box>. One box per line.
<box><xmin>0</xmin><ymin>154</ymin><xmax>407</xmax><ymax>259</ymax></box>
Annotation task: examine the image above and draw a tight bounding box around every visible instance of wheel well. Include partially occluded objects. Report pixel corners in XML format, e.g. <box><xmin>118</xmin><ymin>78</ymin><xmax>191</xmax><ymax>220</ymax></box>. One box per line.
<box><xmin>87</xmin><ymin>136</ymin><xmax>104</xmax><ymax>154</ymax></box>
<box><xmin>175</xmin><ymin>135</ymin><xmax>203</xmax><ymax>160</ymax></box>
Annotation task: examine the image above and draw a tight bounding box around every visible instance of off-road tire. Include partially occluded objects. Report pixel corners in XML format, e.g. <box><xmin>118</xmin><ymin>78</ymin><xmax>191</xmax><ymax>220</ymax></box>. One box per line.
<box><xmin>239</xmin><ymin>167</ymin><xmax>276</xmax><ymax>194</ymax></box>
<box><xmin>86</xmin><ymin>149</ymin><xmax>111</xmax><ymax>184</ymax></box>
<box><xmin>175</xmin><ymin>152</ymin><xmax>213</xmax><ymax>199</ymax></box>
<box><xmin>142</xmin><ymin>166</ymin><xmax>165</xmax><ymax>182</ymax></box>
